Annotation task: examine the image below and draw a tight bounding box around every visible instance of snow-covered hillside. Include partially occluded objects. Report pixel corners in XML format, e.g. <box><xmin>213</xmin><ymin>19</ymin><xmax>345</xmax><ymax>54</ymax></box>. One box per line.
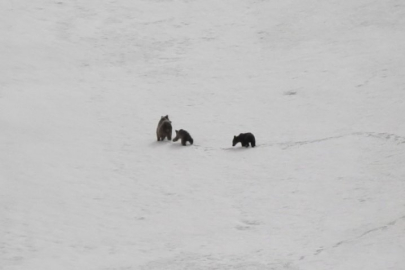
<box><xmin>1</xmin><ymin>0</ymin><xmax>405</xmax><ymax>269</ymax></box>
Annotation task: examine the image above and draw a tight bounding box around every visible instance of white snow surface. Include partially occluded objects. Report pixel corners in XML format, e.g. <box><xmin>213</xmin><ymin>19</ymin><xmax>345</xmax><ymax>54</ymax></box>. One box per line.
<box><xmin>1</xmin><ymin>0</ymin><xmax>405</xmax><ymax>269</ymax></box>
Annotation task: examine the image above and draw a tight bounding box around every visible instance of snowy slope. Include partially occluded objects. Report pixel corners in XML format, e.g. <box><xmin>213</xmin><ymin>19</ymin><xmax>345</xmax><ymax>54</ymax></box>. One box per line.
<box><xmin>1</xmin><ymin>0</ymin><xmax>405</xmax><ymax>269</ymax></box>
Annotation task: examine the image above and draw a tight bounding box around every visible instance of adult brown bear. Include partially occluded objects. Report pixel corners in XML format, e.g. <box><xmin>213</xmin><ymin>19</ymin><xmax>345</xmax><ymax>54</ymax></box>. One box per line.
<box><xmin>156</xmin><ymin>115</ymin><xmax>172</xmax><ymax>141</ymax></box>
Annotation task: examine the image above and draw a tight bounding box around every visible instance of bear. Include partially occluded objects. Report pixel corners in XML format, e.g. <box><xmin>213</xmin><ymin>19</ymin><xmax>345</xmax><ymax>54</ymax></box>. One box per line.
<box><xmin>156</xmin><ymin>115</ymin><xmax>172</xmax><ymax>141</ymax></box>
<box><xmin>232</xmin><ymin>133</ymin><xmax>256</xmax><ymax>147</ymax></box>
<box><xmin>173</xmin><ymin>129</ymin><xmax>193</xmax><ymax>146</ymax></box>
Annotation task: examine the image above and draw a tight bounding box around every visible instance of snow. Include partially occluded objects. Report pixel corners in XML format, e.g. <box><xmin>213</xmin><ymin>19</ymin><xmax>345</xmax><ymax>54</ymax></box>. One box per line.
<box><xmin>1</xmin><ymin>0</ymin><xmax>405</xmax><ymax>269</ymax></box>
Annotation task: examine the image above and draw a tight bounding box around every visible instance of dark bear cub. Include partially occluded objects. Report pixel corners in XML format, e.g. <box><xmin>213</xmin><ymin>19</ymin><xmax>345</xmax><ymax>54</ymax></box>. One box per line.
<box><xmin>156</xmin><ymin>115</ymin><xmax>172</xmax><ymax>141</ymax></box>
<box><xmin>173</xmin><ymin>129</ymin><xmax>193</xmax><ymax>146</ymax></box>
<box><xmin>232</xmin><ymin>133</ymin><xmax>256</xmax><ymax>147</ymax></box>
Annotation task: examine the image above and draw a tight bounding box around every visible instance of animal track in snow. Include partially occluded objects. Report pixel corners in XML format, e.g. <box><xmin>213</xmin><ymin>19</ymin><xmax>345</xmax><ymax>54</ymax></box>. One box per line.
<box><xmin>309</xmin><ymin>214</ymin><xmax>405</xmax><ymax>258</ymax></box>
<box><xmin>235</xmin><ymin>219</ymin><xmax>261</xmax><ymax>231</ymax></box>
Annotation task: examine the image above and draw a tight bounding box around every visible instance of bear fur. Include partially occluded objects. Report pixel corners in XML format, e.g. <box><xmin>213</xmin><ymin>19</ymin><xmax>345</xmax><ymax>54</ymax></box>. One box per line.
<box><xmin>156</xmin><ymin>115</ymin><xmax>172</xmax><ymax>141</ymax></box>
<box><xmin>232</xmin><ymin>133</ymin><xmax>256</xmax><ymax>147</ymax></box>
<box><xmin>173</xmin><ymin>129</ymin><xmax>193</xmax><ymax>146</ymax></box>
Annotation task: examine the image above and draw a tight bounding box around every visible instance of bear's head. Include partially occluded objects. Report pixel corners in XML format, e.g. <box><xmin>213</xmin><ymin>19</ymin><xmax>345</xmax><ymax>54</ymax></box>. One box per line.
<box><xmin>173</xmin><ymin>130</ymin><xmax>180</xmax><ymax>142</ymax></box>
<box><xmin>232</xmin><ymin>135</ymin><xmax>238</xmax><ymax>146</ymax></box>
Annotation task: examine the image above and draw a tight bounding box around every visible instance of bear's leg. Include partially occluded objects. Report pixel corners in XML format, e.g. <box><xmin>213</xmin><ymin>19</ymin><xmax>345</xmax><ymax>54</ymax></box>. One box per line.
<box><xmin>181</xmin><ymin>139</ymin><xmax>187</xmax><ymax>146</ymax></box>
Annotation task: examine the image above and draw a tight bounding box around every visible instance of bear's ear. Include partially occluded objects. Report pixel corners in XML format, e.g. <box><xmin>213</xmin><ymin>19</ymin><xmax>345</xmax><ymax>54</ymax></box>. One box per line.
<box><xmin>165</xmin><ymin>115</ymin><xmax>169</xmax><ymax>119</ymax></box>
<box><xmin>175</xmin><ymin>130</ymin><xmax>178</xmax><ymax>134</ymax></box>
<box><xmin>234</xmin><ymin>135</ymin><xmax>236</xmax><ymax>138</ymax></box>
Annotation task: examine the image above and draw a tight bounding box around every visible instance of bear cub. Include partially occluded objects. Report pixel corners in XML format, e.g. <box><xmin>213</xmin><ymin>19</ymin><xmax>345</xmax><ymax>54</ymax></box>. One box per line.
<box><xmin>232</xmin><ymin>133</ymin><xmax>256</xmax><ymax>147</ymax></box>
<box><xmin>156</xmin><ymin>115</ymin><xmax>172</xmax><ymax>141</ymax></box>
<box><xmin>173</xmin><ymin>129</ymin><xmax>193</xmax><ymax>146</ymax></box>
